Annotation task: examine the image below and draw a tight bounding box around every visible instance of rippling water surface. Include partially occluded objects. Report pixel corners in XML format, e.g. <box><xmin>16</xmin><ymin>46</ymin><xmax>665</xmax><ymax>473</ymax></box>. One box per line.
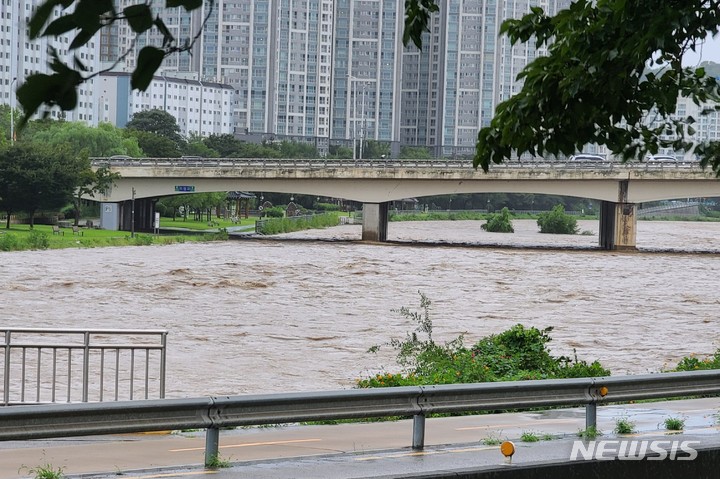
<box><xmin>2</xmin><ymin>220</ymin><xmax>719</xmax><ymax>397</ymax></box>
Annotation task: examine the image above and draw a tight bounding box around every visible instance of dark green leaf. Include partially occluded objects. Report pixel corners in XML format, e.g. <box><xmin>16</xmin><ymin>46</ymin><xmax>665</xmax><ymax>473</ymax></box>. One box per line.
<box><xmin>29</xmin><ymin>0</ymin><xmax>62</xmax><ymax>39</ymax></box>
<box><xmin>43</xmin><ymin>15</ymin><xmax>77</xmax><ymax>37</ymax></box>
<box><xmin>124</xmin><ymin>4</ymin><xmax>154</xmax><ymax>34</ymax></box>
<box><xmin>165</xmin><ymin>0</ymin><xmax>203</xmax><ymax>11</ymax></box>
<box><xmin>69</xmin><ymin>27</ymin><xmax>98</xmax><ymax>50</ymax></box>
<box><xmin>154</xmin><ymin>17</ymin><xmax>175</xmax><ymax>47</ymax></box>
<box><xmin>16</xmin><ymin>74</ymin><xmax>56</xmax><ymax>126</ymax></box>
<box><xmin>132</xmin><ymin>47</ymin><xmax>165</xmax><ymax>91</ymax></box>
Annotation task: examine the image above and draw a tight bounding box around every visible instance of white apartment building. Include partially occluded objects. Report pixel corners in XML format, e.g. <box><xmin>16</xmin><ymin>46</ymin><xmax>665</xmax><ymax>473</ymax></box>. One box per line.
<box><xmin>1</xmin><ymin>0</ymin><xmax>98</xmax><ymax>124</ymax></box>
<box><xmin>96</xmin><ymin>72</ymin><xmax>235</xmax><ymax>137</ymax></box>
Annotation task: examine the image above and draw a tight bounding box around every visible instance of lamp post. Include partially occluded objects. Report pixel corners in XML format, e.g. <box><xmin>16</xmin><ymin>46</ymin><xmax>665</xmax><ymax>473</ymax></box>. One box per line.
<box><xmin>359</xmin><ymin>83</ymin><xmax>367</xmax><ymax>160</ymax></box>
<box><xmin>131</xmin><ymin>187</ymin><xmax>136</xmax><ymax>239</ymax></box>
<box><xmin>347</xmin><ymin>74</ymin><xmax>358</xmax><ymax>160</ymax></box>
<box><xmin>348</xmin><ymin>75</ymin><xmax>371</xmax><ymax>160</ymax></box>
<box><xmin>10</xmin><ymin>77</ymin><xmax>17</xmax><ymax>144</ymax></box>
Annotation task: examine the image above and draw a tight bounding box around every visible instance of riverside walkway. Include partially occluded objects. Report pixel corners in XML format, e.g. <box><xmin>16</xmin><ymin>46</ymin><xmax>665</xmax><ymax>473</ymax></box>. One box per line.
<box><xmin>1</xmin><ymin>397</ymin><xmax>717</xmax><ymax>478</ymax></box>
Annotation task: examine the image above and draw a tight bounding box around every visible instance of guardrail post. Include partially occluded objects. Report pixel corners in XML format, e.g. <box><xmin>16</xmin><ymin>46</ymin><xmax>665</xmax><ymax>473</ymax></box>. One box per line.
<box><xmin>3</xmin><ymin>330</ymin><xmax>10</xmax><ymax>406</ymax></box>
<box><xmin>412</xmin><ymin>413</ymin><xmax>425</xmax><ymax>450</ymax></box>
<box><xmin>585</xmin><ymin>403</ymin><xmax>597</xmax><ymax>430</ymax></box>
<box><xmin>82</xmin><ymin>332</ymin><xmax>90</xmax><ymax>402</ymax></box>
<box><xmin>205</xmin><ymin>427</ymin><xmax>220</xmax><ymax>466</ymax></box>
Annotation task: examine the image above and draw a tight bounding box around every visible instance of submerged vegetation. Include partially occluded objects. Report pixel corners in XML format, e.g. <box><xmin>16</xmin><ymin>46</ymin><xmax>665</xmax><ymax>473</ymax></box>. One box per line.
<box><xmin>537</xmin><ymin>205</ymin><xmax>579</xmax><ymax>235</ymax></box>
<box><xmin>359</xmin><ymin>293</ymin><xmax>609</xmax><ymax>388</ymax></box>
<box><xmin>482</xmin><ymin>207</ymin><xmax>515</xmax><ymax>233</ymax></box>
<box><xmin>256</xmin><ymin>213</ymin><xmax>340</xmax><ymax>235</ymax></box>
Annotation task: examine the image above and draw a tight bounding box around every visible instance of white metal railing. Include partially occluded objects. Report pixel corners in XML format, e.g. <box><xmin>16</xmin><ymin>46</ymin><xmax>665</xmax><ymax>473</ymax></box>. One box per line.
<box><xmin>1</xmin><ymin>328</ymin><xmax>167</xmax><ymax>405</ymax></box>
<box><xmin>90</xmin><ymin>157</ymin><xmax>703</xmax><ymax>171</ymax></box>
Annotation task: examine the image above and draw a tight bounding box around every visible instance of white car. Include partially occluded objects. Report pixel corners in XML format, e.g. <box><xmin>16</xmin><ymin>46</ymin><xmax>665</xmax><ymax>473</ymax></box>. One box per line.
<box><xmin>569</xmin><ymin>154</ymin><xmax>606</xmax><ymax>163</ymax></box>
<box><xmin>646</xmin><ymin>155</ymin><xmax>677</xmax><ymax>163</ymax></box>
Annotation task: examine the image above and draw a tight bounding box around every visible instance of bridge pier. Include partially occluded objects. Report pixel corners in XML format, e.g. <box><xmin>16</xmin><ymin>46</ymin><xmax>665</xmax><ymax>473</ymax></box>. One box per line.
<box><xmin>362</xmin><ymin>202</ymin><xmax>389</xmax><ymax>242</ymax></box>
<box><xmin>598</xmin><ymin>181</ymin><xmax>637</xmax><ymax>250</ymax></box>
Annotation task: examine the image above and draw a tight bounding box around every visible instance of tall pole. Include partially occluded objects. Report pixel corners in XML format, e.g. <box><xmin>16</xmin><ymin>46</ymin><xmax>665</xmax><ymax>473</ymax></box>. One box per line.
<box><xmin>360</xmin><ymin>84</ymin><xmax>366</xmax><ymax>160</ymax></box>
<box><xmin>131</xmin><ymin>187</ymin><xmax>136</xmax><ymax>238</ymax></box>
<box><xmin>10</xmin><ymin>78</ymin><xmax>16</xmax><ymax>144</ymax></box>
<box><xmin>352</xmin><ymin>78</ymin><xmax>357</xmax><ymax>160</ymax></box>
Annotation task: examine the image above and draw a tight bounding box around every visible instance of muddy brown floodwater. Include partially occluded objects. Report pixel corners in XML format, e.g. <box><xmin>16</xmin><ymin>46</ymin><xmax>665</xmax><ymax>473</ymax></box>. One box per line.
<box><xmin>1</xmin><ymin>219</ymin><xmax>718</xmax><ymax>397</ymax></box>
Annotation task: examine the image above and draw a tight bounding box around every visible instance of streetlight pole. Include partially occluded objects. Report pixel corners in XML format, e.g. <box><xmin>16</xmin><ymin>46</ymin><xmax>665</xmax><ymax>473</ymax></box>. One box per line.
<box><xmin>10</xmin><ymin>77</ymin><xmax>17</xmax><ymax>144</ymax></box>
<box><xmin>131</xmin><ymin>187</ymin><xmax>136</xmax><ymax>238</ymax></box>
<box><xmin>360</xmin><ymin>84</ymin><xmax>366</xmax><ymax>160</ymax></box>
<box><xmin>347</xmin><ymin>74</ymin><xmax>357</xmax><ymax>160</ymax></box>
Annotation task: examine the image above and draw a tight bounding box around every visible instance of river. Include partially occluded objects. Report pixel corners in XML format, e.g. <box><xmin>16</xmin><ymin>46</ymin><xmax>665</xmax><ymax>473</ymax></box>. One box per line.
<box><xmin>1</xmin><ymin>219</ymin><xmax>719</xmax><ymax>398</ymax></box>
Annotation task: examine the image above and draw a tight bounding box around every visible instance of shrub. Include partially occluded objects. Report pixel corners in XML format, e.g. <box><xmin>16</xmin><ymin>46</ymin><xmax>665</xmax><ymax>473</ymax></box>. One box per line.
<box><xmin>358</xmin><ymin>293</ymin><xmax>610</xmax><ymax>388</ymax></box>
<box><xmin>537</xmin><ymin>205</ymin><xmax>579</xmax><ymax>234</ymax></box>
<box><xmin>131</xmin><ymin>234</ymin><xmax>154</xmax><ymax>246</ymax></box>
<box><xmin>0</xmin><ymin>233</ymin><xmax>23</xmax><ymax>251</ymax></box>
<box><xmin>314</xmin><ymin>202</ymin><xmax>341</xmax><ymax>212</ymax></box>
<box><xmin>481</xmin><ymin>207</ymin><xmax>515</xmax><ymax>233</ymax></box>
<box><xmin>263</xmin><ymin>206</ymin><xmax>285</xmax><ymax>218</ymax></box>
<box><xmin>673</xmin><ymin>349</ymin><xmax>720</xmax><ymax>371</ymax></box>
<box><xmin>26</xmin><ymin>230</ymin><xmax>50</xmax><ymax>250</ymax></box>
<box><xmin>257</xmin><ymin>213</ymin><xmax>339</xmax><ymax>235</ymax></box>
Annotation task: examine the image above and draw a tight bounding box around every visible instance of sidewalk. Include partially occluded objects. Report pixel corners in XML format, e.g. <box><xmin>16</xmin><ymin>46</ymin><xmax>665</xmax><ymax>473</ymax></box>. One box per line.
<box><xmin>1</xmin><ymin>397</ymin><xmax>717</xmax><ymax>479</ymax></box>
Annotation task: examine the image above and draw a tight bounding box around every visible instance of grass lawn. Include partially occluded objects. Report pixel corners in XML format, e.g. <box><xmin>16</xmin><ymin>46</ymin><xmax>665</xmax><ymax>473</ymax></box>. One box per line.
<box><xmin>0</xmin><ymin>223</ymin><xmax>229</xmax><ymax>251</ymax></box>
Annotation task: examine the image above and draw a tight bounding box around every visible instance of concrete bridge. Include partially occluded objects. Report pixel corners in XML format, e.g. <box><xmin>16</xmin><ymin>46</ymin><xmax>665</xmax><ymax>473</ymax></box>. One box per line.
<box><xmin>90</xmin><ymin>157</ymin><xmax>720</xmax><ymax>250</ymax></box>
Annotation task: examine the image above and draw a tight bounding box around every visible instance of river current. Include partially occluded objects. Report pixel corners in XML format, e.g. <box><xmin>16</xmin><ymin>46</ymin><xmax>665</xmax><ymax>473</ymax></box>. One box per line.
<box><xmin>1</xmin><ymin>219</ymin><xmax>719</xmax><ymax>398</ymax></box>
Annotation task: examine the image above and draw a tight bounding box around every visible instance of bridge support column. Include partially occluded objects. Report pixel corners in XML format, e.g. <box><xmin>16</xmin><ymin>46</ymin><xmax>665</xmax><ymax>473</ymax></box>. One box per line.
<box><xmin>119</xmin><ymin>198</ymin><xmax>156</xmax><ymax>232</ymax></box>
<box><xmin>599</xmin><ymin>181</ymin><xmax>637</xmax><ymax>250</ymax></box>
<box><xmin>362</xmin><ymin>202</ymin><xmax>389</xmax><ymax>242</ymax></box>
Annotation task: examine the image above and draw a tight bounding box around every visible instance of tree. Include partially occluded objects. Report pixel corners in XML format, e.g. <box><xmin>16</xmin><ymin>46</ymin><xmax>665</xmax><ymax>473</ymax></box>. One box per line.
<box><xmin>327</xmin><ymin>145</ymin><xmax>353</xmax><ymax>159</ymax></box>
<box><xmin>24</xmin><ymin>121</ymin><xmax>143</xmax><ymax>157</ymax></box>
<box><xmin>203</xmin><ymin>134</ymin><xmax>244</xmax><ymax>157</ymax></box>
<box><xmin>482</xmin><ymin>207</ymin><xmax>515</xmax><ymax>233</ymax></box>
<box><xmin>72</xmin><ymin>166</ymin><xmax>121</xmax><ymax>226</ymax></box>
<box><xmin>399</xmin><ymin>146</ymin><xmax>433</xmax><ymax>159</ymax></box>
<box><xmin>0</xmin><ymin>144</ymin><xmax>87</xmax><ymax>228</ymax></box>
<box><xmin>125</xmin><ymin>109</ymin><xmax>185</xmax><ymax>147</ymax></box>
<box><xmin>537</xmin><ymin>205</ymin><xmax>579</xmax><ymax>235</ymax></box>
<box><xmin>185</xmin><ymin>134</ymin><xmax>220</xmax><ymax>158</ymax></box>
<box><xmin>474</xmin><ymin>1</ymin><xmax>720</xmax><ymax>174</ymax></box>
<box><xmin>127</xmin><ymin>130</ymin><xmax>182</xmax><ymax>158</ymax></box>
<box><xmin>362</xmin><ymin>140</ymin><xmax>391</xmax><ymax>159</ymax></box>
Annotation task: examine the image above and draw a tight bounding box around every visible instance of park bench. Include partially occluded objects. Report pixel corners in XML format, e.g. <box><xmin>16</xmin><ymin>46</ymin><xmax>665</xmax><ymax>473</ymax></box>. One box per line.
<box><xmin>72</xmin><ymin>226</ymin><xmax>83</xmax><ymax>236</ymax></box>
<box><xmin>52</xmin><ymin>225</ymin><xmax>63</xmax><ymax>236</ymax></box>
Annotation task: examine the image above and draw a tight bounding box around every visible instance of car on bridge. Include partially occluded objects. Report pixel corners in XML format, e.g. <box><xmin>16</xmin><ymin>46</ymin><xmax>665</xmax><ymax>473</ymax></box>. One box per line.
<box><xmin>568</xmin><ymin>154</ymin><xmax>609</xmax><ymax>167</ymax></box>
<box><xmin>646</xmin><ymin>154</ymin><xmax>678</xmax><ymax>163</ymax></box>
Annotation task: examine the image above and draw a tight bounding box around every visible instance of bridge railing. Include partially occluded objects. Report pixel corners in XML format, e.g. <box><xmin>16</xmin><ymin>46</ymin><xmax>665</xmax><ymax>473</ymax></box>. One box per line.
<box><xmin>0</xmin><ymin>370</ymin><xmax>717</xmax><ymax>466</ymax></box>
<box><xmin>1</xmin><ymin>328</ymin><xmax>167</xmax><ymax>405</ymax></box>
<box><xmin>90</xmin><ymin>157</ymin><xmax>702</xmax><ymax>171</ymax></box>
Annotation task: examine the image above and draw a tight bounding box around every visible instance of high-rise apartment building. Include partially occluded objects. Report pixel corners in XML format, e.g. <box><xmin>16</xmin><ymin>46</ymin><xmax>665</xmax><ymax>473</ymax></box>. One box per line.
<box><xmin>400</xmin><ymin>0</ymin><xmax>572</xmax><ymax>157</ymax></box>
<box><xmin>1</xmin><ymin>0</ymin><xmax>99</xmax><ymax>124</ymax></box>
<box><xmin>330</xmin><ymin>0</ymin><xmax>405</xmax><ymax>153</ymax></box>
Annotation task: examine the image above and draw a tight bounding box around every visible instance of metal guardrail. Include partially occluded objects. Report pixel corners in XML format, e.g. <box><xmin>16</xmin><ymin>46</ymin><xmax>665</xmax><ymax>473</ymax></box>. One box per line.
<box><xmin>0</xmin><ymin>370</ymin><xmax>718</xmax><ymax>466</ymax></box>
<box><xmin>1</xmin><ymin>328</ymin><xmax>167</xmax><ymax>405</ymax></box>
<box><xmin>90</xmin><ymin>157</ymin><xmax>704</xmax><ymax>171</ymax></box>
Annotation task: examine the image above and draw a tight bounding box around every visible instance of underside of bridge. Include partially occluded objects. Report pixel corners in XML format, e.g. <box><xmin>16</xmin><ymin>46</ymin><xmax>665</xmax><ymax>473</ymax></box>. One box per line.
<box><xmin>360</xmin><ymin>200</ymin><xmax>637</xmax><ymax>250</ymax></box>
